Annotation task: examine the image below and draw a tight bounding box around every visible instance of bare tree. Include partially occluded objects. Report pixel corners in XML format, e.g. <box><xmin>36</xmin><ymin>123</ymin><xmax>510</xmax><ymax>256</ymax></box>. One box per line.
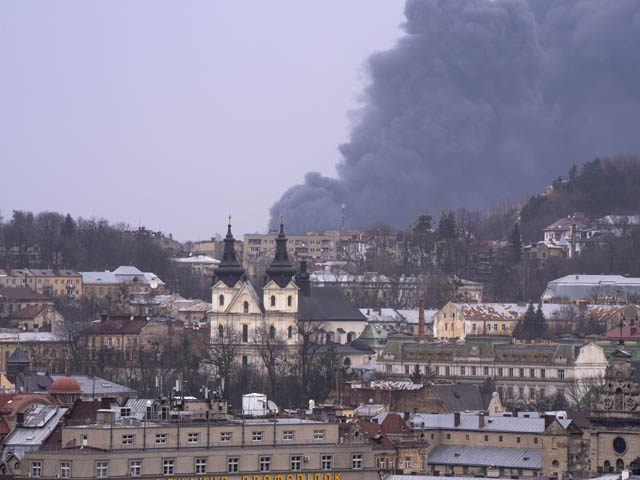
<box><xmin>253</xmin><ymin>320</ymin><xmax>289</xmax><ymax>400</ymax></box>
<box><xmin>203</xmin><ymin>320</ymin><xmax>242</xmax><ymax>400</ymax></box>
<box><xmin>296</xmin><ymin>316</ymin><xmax>328</xmax><ymax>400</ymax></box>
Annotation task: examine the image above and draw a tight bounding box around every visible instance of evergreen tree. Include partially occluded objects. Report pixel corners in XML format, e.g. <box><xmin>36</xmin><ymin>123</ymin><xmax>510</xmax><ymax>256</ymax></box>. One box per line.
<box><xmin>509</xmin><ymin>223</ymin><xmax>521</xmax><ymax>264</ymax></box>
<box><xmin>522</xmin><ymin>303</ymin><xmax>536</xmax><ymax>340</ymax></box>
<box><xmin>535</xmin><ymin>303</ymin><xmax>546</xmax><ymax>337</ymax></box>
<box><xmin>410</xmin><ymin>364</ymin><xmax>422</xmax><ymax>384</ymax></box>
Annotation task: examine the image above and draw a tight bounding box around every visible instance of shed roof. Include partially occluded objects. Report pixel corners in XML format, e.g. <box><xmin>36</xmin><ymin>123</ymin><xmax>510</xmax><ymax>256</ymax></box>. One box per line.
<box><xmin>427</xmin><ymin>444</ymin><xmax>542</xmax><ymax>469</ymax></box>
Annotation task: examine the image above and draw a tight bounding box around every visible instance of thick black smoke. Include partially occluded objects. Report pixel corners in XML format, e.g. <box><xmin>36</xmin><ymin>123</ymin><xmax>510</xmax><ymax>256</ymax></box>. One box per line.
<box><xmin>270</xmin><ymin>0</ymin><xmax>640</xmax><ymax>233</ymax></box>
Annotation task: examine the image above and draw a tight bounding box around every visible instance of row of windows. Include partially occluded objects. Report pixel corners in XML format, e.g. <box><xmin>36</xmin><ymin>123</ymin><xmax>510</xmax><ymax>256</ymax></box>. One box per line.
<box><xmin>439</xmin><ymin>432</ymin><xmax>538</xmax><ymax>444</ymax></box>
<box><xmin>218</xmin><ymin>295</ymin><xmax>293</xmax><ymax>309</ymax></box>
<box><xmin>220</xmin><ymin>324</ymin><xmax>295</xmax><ymax>342</ymax></box>
<box><xmin>122</xmin><ymin>430</ymin><xmax>325</xmax><ymax>446</ymax></box>
<box><xmin>395</xmin><ymin>364</ymin><xmax>561</xmax><ymax>379</ymax></box>
<box><xmin>31</xmin><ymin>454</ymin><xmax>364</xmax><ymax>477</ymax></box>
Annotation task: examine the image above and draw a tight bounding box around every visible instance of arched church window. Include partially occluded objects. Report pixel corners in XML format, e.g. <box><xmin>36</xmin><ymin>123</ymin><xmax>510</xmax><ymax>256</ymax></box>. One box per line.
<box><xmin>218</xmin><ymin>325</ymin><xmax>224</xmax><ymax>337</ymax></box>
<box><xmin>270</xmin><ymin>326</ymin><xmax>276</xmax><ymax>338</ymax></box>
<box><xmin>288</xmin><ymin>326</ymin><xmax>293</xmax><ymax>339</ymax></box>
<box><xmin>243</xmin><ymin>301</ymin><xmax>249</xmax><ymax>314</ymax></box>
<box><xmin>616</xmin><ymin>459</ymin><xmax>624</xmax><ymax>472</ymax></box>
<box><xmin>287</xmin><ymin>295</ymin><xmax>292</xmax><ymax>307</ymax></box>
<box><xmin>604</xmin><ymin>460</ymin><xmax>611</xmax><ymax>472</ymax></box>
<box><xmin>271</xmin><ymin>295</ymin><xmax>276</xmax><ymax>307</ymax></box>
<box><xmin>219</xmin><ymin>295</ymin><xmax>224</xmax><ymax>306</ymax></box>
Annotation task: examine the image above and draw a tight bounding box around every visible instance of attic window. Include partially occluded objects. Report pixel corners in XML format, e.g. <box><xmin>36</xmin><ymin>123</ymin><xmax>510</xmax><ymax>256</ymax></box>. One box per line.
<box><xmin>243</xmin><ymin>301</ymin><xmax>249</xmax><ymax>313</ymax></box>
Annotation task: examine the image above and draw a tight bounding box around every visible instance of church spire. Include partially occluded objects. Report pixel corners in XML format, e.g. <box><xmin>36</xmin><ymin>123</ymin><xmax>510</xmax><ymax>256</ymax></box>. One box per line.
<box><xmin>213</xmin><ymin>216</ymin><xmax>245</xmax><ymax>288</ymax></box>
<box><xmin>265</xmin><ymin>215</ymin><xmax>297</xmax><ymax>288</ymax></box>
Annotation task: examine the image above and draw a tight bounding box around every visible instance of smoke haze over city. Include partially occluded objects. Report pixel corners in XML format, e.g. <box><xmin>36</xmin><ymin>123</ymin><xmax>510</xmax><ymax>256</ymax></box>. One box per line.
<box><xmin>271</xmin><ymin>0</ymin><xmax>640</xmax><ymax>233</ymax></box>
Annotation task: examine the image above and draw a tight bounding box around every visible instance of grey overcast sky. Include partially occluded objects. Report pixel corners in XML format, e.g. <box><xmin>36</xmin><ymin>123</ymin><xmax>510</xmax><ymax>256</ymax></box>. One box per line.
<box><xmin>0</xmin><ymin>1</ymin><xmax>404</xmax><ymax>242</ymax></box>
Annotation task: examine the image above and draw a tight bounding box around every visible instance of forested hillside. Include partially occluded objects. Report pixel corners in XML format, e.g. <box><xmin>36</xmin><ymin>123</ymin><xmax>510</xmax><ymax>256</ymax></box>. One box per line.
<box><xmin>520</xmin><ymin>156</ymin><xmax>640</xmax><ymax>241</ymax></box>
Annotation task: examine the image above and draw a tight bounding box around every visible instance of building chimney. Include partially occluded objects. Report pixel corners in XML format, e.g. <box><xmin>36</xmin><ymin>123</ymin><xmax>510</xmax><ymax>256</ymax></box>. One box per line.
<box><xmin>570</xmin><ymin>223</ymin><xmax>576</xmax><ymax>258</ymax></box>
<box><xmin>478</xmin><ymin>413</ymin><xmax>485</xmax><ymax>428</ymax></box>
<box><xmin>454</xmin><ymin>412</ymin><xmax>460</xmax><ymax>427</ymax></box>
<box><xmin>418</xmin><ymin>298</ymin><xmax>425</xmax><ymax>341</ymax></box>
<box><xmin>295</xmin><ymin>261</ymin><xmax>311</xmax><ymax>297</ymax></box>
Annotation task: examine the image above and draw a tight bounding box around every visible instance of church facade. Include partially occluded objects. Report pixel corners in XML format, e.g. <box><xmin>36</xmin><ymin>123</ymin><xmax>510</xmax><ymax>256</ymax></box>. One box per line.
<box><xmin>209</xmin><ymin>221</ymin><xmax>366</xmax><ymax>367</ymax></box>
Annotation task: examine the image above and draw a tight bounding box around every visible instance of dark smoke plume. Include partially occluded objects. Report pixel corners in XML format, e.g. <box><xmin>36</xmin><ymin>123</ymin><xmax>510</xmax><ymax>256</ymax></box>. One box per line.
<box><xmin>271</xmin><ymin>0</ymin><xmax>640</xmax><ymax>233</ymax></box>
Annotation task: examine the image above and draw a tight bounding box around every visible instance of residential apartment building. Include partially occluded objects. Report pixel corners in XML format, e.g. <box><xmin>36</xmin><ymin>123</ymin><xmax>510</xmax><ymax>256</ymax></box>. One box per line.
<box><xmin>16</xmin><ymin>417</ymin><xmax>377</xmax><ymax>479</ymax></box>
<box><xmin>243</xmin><ymin>229</ymin><xmax>357</xmax><ymax>266</ymax></box>
<box><xmin>377</xmin><ymin>338</ymin><xmax>608</xmax><ymax>405</ymax></box>
<box><xmin>0</xmin><ymin>269</ymin><xmax>81</xmax><ymax>298</ymax></box>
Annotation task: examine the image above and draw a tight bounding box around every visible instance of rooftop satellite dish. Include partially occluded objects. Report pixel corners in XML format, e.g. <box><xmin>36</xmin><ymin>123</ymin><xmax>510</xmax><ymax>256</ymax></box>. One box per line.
<box><xmin>150</xmin><ymin>279</ymin><xmax>158</xmax><ymax>290</ymax></box>
<box><xmin>267</xmin><ymin>400</ymin><xmax>279</xmax><ymax>414</ymax></box>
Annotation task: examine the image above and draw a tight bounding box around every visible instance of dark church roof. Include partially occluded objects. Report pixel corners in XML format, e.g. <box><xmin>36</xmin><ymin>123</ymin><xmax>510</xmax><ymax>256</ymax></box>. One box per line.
<box><xmin>8</xmin><ymin>347</ymin><xmax>30</xmax><ymax>365</ymax></box>
<box><xmin>264</xmin><ymin>221</ymin><xmax>297</xmax><ymax>288</ymax></box>
<box><xmin>298</xmin><ymin>287</ymin><xmax>366</xmax><ymax>322</ymax></box>
<box><xmin>433</xmin><ymin>384</ymin><xmax>489</xmax><ymax>412</ymax></box>
<box><xmin>213</xmin><ymin>222</ymin><xmax>246</xmax><ymax>288</ymax></box>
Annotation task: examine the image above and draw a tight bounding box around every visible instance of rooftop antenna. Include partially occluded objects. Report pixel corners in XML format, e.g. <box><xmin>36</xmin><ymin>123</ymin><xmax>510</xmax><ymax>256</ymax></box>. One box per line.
<box><xmin>341</xmin><ymin>203</ymin><xmax>347</xmax><ymax>230</ymax></box>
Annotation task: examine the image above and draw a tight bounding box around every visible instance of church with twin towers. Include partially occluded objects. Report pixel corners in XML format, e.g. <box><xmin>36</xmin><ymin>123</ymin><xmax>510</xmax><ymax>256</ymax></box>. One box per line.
<box><xmin>208</xmin><ymin>218</ymin><xmax>366</xmax><ymax>367</ymax></box>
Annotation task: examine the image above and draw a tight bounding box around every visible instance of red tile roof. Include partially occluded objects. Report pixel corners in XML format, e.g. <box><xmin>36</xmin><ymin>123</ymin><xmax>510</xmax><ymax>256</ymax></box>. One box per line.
<box><xmin>605</xmin><ymin>325</ymin><xmax>640</xmax><ymax>339</ymax></box>
<box><xmin>0</xmin><ymin>287</ymin><xmax>50</xmax><ymax>301</ymax></box>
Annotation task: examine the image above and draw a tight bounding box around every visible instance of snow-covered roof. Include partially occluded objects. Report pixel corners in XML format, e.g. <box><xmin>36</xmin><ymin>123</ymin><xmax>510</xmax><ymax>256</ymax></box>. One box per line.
<box><xmin>173</xmin><ymin>255</ymin><xmax>220</xmax><ymax>264</ymax></box>
<box><xmin>542</xmin><ymin>274</ymin><xmax>640</xmax><ymax>301</ymax></box>
<box><xmin>0</xmin><ymin>332</ymin><xmax>64</xmax><ymax>343</ymax></box>
<box><xmin>81</xmin><ymin>271</ymin><xmax>119</xmax><ymax>284</ymax></box>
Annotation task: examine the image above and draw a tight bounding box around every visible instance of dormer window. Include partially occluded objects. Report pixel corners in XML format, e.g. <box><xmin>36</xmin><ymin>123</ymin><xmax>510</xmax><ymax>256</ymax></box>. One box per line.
<box><xmin>287</xmin><ymin>295</ymin><xmax>292</xmax><ymax>307</ymax></box>
<box><xmin>243</xmin><ymin>301</ymin><xmax>249</xmax><ymax>313</ymax></box>
<box><xmin>219</xmin><ymin>295</ymin><xmax>225</xmax><ymax>306</ymax></box>
<box><xmin>271</xmin><ymin>295</ymin><xmax>276</xmax><ymax>307</ymax></box>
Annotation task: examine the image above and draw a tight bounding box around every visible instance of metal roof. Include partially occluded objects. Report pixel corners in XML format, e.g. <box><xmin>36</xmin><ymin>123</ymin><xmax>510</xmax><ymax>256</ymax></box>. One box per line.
<box><xmin>409</xmin><ymin>413</ymin><xmax>546</xmax><ymax>433</ymax></box>
<box><xmin>49</xmin><ymin>375</ymin><xmax>137</xmax><ymax>396</ymax></box>
<box><xmin>1</xmin><ymin>406</ymin><xmax>67</xmax><ymax>460</ymax></box>
<box><xmin>427</xmin><ymin>444</ymin><xmax>542</xmax><ymax>469</ymax></box>
<box><xmin>0</xmin><ymin>332</ymin><xmax>64</xmax><ymax>343</ymax></box>
<box><xmin>542</xmin><ymin>274</ymin><xmax>640</xmax><ymax>301</ymax></box>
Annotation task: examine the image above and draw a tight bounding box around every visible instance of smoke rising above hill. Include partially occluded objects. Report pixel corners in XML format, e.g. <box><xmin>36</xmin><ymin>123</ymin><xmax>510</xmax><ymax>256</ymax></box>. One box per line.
<box><xmin>270</xmin><ymin>0</ymin><xmax>640</xmax><ymax>233</ymax></box>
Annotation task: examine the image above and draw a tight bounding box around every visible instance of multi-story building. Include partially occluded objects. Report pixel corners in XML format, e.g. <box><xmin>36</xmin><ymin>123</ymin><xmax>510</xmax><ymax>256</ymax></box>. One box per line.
<box><xmin>0</xmin><ymin>287</ymin><xmax>53</xmax><ymax>318</ymax></box>
<box><xmin>408</xmin><ymin>411</ymin><xmax>583</xmax><ymax>477</ymax></box>
<box><xmin>27</xmin><ymin>269</ymin><xmax>82</xmax><ymax>298</ymax></box>
<box><xmin>377</xmin><ymin>337</ymin><xmax>608</xmax><ymax>405</ymax></box>
<box><xmin>541</xmin><ymin>274</ymin><xmax>640</xmax><ymax>304</ymax></box>
<box><xmin>81</xmin><ymin>266</ymin><xmax>165</xmax><ymax>299</ymax></box>
<box><xmin>172</xmin><ymin>255</ymin><xmax>220</xmax><ymax>276</ymax></box>
<box><xmin>16</xmin><ymin>416</ymin><xmax>378</xmax><ymax>479</ymax></box>
<box><xmin>0</xmin><ymin>333</ymin><xmax>68</xmax><ymax>374</ymax></box>
<box><xmin>243</xmin><ymin>230</ymin><xmax>358</xmax><ymax>266</ymax></box>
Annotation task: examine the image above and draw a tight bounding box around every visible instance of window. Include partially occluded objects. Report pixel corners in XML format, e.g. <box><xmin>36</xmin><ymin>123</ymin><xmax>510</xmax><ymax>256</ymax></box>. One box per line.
<box><xmin>484</xmin><ymin>366</ymin><xmax>489</xmax><ymax>376</ymax></box>
<box><xmin>155</xmin><ymin>433</ymin><xmax>167</xmax><ymax>444</ymax></box>
<box><xmin>60</xmin><ymin>461</ymin><xmax>71</xmax><ymax>478</ymax></box>
<box><xmin>405</xmin><ymin>457</ymin><xmax>412</xmax><ymax>469</ymax></box>
<box><xmin>243</xmin><ymin>301</ymin><xmax>249</xmax><ymax>313</ymax></box>
<box><xmin>558</xmin><ymin>369</ymin><xmax>565</xmax><ymax>379</ymax></box>
<box><xmin>252</xmin><ymin>431</ymin><xmax>263</xmax><ymax>441</ymax></box>
<box><xmin>129</xmin><ymin>460</ymin><xmax>141</xmax><ymax>477</ymax></box>
<box><xmin>499</xmin><ymin>435</ymin><xmax>503</xmax><ymax>442</ymax></box>
<box><xmin>291</xmin><ymin>456</ymin><xmax>302</xmax><ymax>471</ymax></box>
<box><xmin>288</xmin><ymin>326</ymin><xmax>293</xmax><ymax>339</ymax></box>
<box><xmin>31</xmin><ymin>461</ymin><xmax>42</xmax><ymax>477</ymax></box>
<box><xmin>498</xmin><ymin>367</ymin><xmax>503</xmax><ymax>377</ymax></box>
<box><xmin>122</xmin><ymin>434</ymin><xmax>135</xmax><ymax>445</ymax></box>
<box><xmin>270</xmin><ymin>295</ymin><xmax>276</xmax><ymax>307</ymax></box>
<box><xmin>471</xmin><ymin>366</ymin><xmax>477</xmax><ymax>376</ymax></box>
<box><xmin>96</xmin><ymin>461</ymin><xmax>108</xmax><ymax>478</ymax></box>
<box><xmin>352</xmin><ymin>454</ymin><xmax>363</xmax><ymax>469</ymax></box>
<box><xmin>163</xmin><ymin>459</ymin><xmax>175</xmax><ymax>475</ymax></box>
<box><xmin>519</xmin><ymin>387</ymin><xmax>524</xmax><ymax>399</ymax></box>
<box><xmin>386</xmin><ymin>364</ymin><xmax>392</xmax><ymax>374</ymax></box>
<box><xmin>466</xmin><ymin>434</ymin><xmax>470</xmax><ymax>440</ymax></box>
<box><xmin>188</xmin><ymin>432</ymin><xmax>199</xmax><ymax>444</ymax></box>
<box><xmin>321</xmin><ymin>455</ymin><xmax>333</xmax><ymax>470</ymax></box>
<box><xmin>228</xmin><ymin>457</ymin><xmax>239</xmax><ymax>473</ymax></box>
<box><xmin>269</xmin><ymin>325</ymin><xmax>276</xmax><ymax>338</ymax></box>
<box><xmin>530</xmin><ymin>368</ymin><xmax>536</xmax><ymax>377</ymax></box>
<box><xmin>502</xmin><ymin>323</ymin><xmax>506</xmax><ymax>330</ymax></box>
<box><xmin>220</xmin><ymin>431</ymin><xmax>232</xmax><ymax>442</ymax></box>
<box><xmin>446</xmin><ymin>432</ymin><xmax>451</xmax><ymax>440</ymax></box>
<box><xmin>288</xmin><ymin>295</ymin><xmax>292</xmax><ymax>307</ymax></box>
<box><xmin>314</xmin><ymin>430</ymin><xmax>325</xmax><ymax>440</ymax></box>
<box><xmin>460</xmin><ymin>366</ymin><xmax>466</xmax><ymax>375</ymax></box>
<box><xmin>242</xmin><ymin>325</ymin><xmax>248</xmax><ymax>342</ymax></box>
<box><xmin>242</xmin><ymin>355</ymin><xmax>248</xmax><ymax>366</ymax></box>
<box><xmin>484</xmin><ymin>435</ymin><xmax>489</xmax><ymax>442</ymax></box>
<box><xmin>472</xmin><ymin>323</ymin><xmax>476</xmax><ymax>331</ymax></box>
<box><xmin>519</xmin><ymin>368</ymin><xmax>525</xmax><ymax>377</ymax></box>
<box><xmin>283</xmin><ymin>431</ymin><xmax>294</xmax><ymax>441</ymax></box>
<box><xmin>541</xmin><ymin>368</ymin><xmax>546</xmax><ymax>378</ymax></box>
<box><xmin>517</xmin><ymin>436</ymin><xmax>521</xmax><ymax>443</ymax></box>
<box><xmin>195</xmin><ymin>458</ymin><xmax>207</xmax><ymax>474</ymax></box>
<box><xmin>534</xmin><ymin>437</ymin><xmax>538</xmax><ymax>444</ymax></box>
<box><xmin>494</xmin><ymin>324</ymin><xmax>498</xmax><ymax>331</ymax></box>
<box><xmin>259</xmin><ymin>456</ymin><xmax>271</xmax><ymax>472</ymax></box>
<box><xmin>378</xmin><ymin>458</ymin><xmax>386</xmax><ymax>469</ymax></box>
<box><xmin>445</xmin><ymin>366</ymin><xmax>450</xmax><ymax>376</ymax></box>
<box><xmin>540</xmin><ymin>388</ymin><xmax>546</xmax><ymax>399</ymax></box>
<box><xmin>218</xmin><ymin>325</ymin><xmax>224</xmax><ymax>337</ymax></box>
<box><xmin>508</xmin><ymin>367</ymin><xmax>514</xmax><ymax>377</ymax></box>
<box><xmin>404</xmin><ymin>365</ymin><xmax>410</xmax><ymax>375</ymax></box>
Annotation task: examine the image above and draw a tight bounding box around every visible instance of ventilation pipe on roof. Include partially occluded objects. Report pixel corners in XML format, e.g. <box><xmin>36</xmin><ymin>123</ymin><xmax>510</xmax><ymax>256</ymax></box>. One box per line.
<box><xmin>454</xmin><ymin>412</ymin><xmax>460</xmax><ymax>426</ymax></box>
<box><xmin>418</xmin><ymin>298</ymin><xmax>425</xmax><ymax>342</ymax></box>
